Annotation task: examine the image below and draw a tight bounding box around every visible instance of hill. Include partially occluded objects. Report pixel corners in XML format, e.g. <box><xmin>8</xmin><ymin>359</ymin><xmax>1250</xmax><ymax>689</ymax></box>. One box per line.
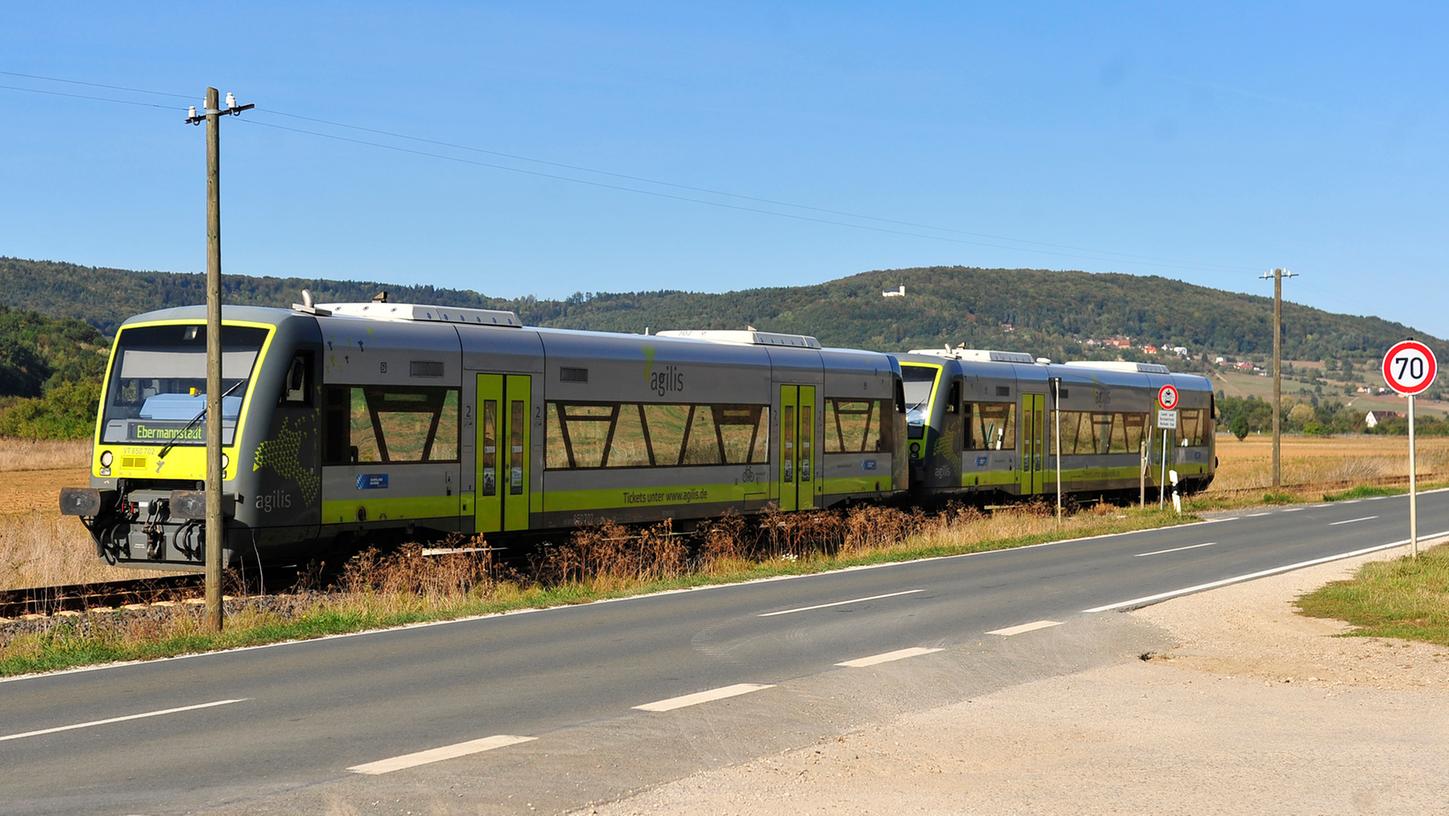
<box><xmin>1</xmin><ymin>256</ymin><xmax>1440</xmax><ymax>367</ymax></box>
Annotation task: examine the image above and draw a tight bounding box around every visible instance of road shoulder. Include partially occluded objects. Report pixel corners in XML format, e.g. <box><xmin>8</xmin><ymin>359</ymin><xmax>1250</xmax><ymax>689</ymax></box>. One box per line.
<box><xmin>581</xmin><ymin>540</ymin><xmax>1449</xmax><ymax>816</ymax></box>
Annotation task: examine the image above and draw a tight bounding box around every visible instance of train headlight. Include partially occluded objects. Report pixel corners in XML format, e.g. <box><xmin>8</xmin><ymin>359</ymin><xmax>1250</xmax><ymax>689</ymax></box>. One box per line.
<box><xmin>99</xmin><ymin>450</ymin><xmax>113</xmax><ymax>467</ymax></box>
<box><xmin>221</xmin><ymin>453</ymin><xmax>230</xmax><ymax>473</ymax></box>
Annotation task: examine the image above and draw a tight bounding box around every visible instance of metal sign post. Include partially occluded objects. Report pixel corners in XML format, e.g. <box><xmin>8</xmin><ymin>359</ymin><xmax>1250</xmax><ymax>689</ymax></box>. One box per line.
<box><xmin>1050</xmin><ymin>377</ymin><xmax>1063</xmax><ymax>524</ymax></box>
<box><xmin>1382</xmin><ymin>340</ymin><xmax>1438</xmax><ymax>558</ymax></box>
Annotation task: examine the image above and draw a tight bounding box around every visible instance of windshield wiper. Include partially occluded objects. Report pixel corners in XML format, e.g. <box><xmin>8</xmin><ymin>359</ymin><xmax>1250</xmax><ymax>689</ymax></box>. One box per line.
<box><xmin>157</xmin><ymin>379</ymin><xmax>247</xmax><ymax>461</ymax></box>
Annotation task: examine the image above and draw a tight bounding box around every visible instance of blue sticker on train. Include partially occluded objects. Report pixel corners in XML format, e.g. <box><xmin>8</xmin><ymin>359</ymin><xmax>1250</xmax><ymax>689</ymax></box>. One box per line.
<box><xmin>976</xmin><ymin>456</ymin><xmax>989</xmax><ymax>467</ymax></box>
<box><xmin>356</xmin><ymin>474</ymin><xmax>389</xmax><ymax>490</ymax></box>
<box><xmin>863</xmin><ymin>460</ymin><xmax>877</xmax><ymax>471</ymax></box>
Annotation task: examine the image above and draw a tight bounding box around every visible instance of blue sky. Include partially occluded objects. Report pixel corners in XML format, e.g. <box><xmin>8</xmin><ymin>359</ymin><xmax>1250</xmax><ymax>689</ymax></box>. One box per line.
<box><xmin>2</xmin><ymin>2</ymin><xmax>1445</xmax><ymax>337</ymax></box>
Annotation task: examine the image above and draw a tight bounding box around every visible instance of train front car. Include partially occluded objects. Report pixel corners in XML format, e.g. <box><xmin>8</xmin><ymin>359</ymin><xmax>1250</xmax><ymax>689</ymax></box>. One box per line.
<box><xmin>59</xmin><ymin>306</ymin><xmax>323</xmax><ymax>568</ymax></box>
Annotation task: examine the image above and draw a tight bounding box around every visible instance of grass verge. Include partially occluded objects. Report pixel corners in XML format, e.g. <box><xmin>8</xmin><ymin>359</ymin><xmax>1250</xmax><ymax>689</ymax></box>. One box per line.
<box><xmin>1</xmin><ymin>505</ymin><xmax>1191</xmax><ymax>677</ymax></box>
<box><xmin>1297</xmin><ymin>541</ymin><xmax>1449</xmax><ymax>647</ymax></box>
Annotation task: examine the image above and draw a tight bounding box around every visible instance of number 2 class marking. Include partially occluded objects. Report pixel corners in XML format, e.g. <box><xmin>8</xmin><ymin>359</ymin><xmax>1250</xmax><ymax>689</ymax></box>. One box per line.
<box><xmin>1382</xmin><ymin>340</ymin><xmax>1437</xmax><ymax>395</ymax></box>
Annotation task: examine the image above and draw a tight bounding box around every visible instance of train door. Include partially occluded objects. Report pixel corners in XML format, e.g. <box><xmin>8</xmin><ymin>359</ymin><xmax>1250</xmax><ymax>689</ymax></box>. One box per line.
<box><xmin>475</xmin><ymin>373</ymin><xmax>532</xmax><ymax>533</ymax></box>
<box><xmin>778</xmin><ymin>384</ymin><xmax>817</xmax><ymax>512</ymax></box>
<box><xmin>1019</xmin><ymin>393</ymin><xmax>1046</xmax><ymax>495</ymax></box>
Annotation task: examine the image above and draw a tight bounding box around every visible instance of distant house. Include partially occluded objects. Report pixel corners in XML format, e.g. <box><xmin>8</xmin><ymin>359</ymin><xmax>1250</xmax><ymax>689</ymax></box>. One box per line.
<box><xmin>1365</xmin><ymin>410</ymin><xmax>1404</xmax><ymax>428</ymax></box>
<box><xmin>1104</xmin><ymin>336</ymin><xmax>1132</xmax><ymax>350</ymax></box>
<box><xmin>1171</xmin><ymin>346</ymin><xmax>1189</xmax><ymax>358</ymax></box>
<box><xmin>1214</xmin><ymin>356</ymin><xmax>1226</xmax><ymax>365</ymax></box>
<box><xmin>882</xmin><ymin>285</ymin><xmax>905</xmax><ymax>298</ymax></box>
<box><xmin>1235</xmin><ymin>361</ymin><xmax>1255</xmax><ymax>372</ymax></box>
<box><xmin>1141</xmin><ymin>344</ymin><xmax>1159</xmax><ymax>355</ymax></box>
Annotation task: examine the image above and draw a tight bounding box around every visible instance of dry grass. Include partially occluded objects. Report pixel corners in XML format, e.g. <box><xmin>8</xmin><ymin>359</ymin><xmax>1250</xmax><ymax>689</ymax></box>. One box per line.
<box><xmin>0</xmin><ymin>510</ymin><xmax>135</xmax><ymax>589</ymax></box>
<box><xmin>0</xmin><ymin>438</ymin><xmax>90</xmax><ymax>472</ymax></box>
<box><xmin>1209</xmin><ymin>433</ymin><xmax>1449</xmax><ymax>492</ymax></box>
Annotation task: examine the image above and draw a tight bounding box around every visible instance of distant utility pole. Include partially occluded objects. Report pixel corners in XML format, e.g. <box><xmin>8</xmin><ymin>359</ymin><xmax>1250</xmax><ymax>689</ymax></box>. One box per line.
<box><xmin>186</xmin><ymin>87</ymin><xmax>253</xmax><ymax>632</ymax></box>
<box><xmin>1259</xmin><ymin>267</ymin><xmax>1298</xmax><ymax>489</ymax></box>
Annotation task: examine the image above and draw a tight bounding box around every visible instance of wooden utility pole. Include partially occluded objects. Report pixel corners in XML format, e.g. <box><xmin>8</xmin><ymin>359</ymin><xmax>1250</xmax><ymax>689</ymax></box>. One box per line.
<box><xmin>1260</xmin><ymin>267</ymin><xmax>1297</xmax><ymax>489</ymax></box>
<box><xmin>187</xmin><ymin>87</ymin><xmax>253</xmax><ymax>632</ymax></box>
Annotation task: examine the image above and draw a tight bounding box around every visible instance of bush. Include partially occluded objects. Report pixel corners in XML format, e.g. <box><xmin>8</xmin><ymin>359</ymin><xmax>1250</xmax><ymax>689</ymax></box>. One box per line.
<box><xmin>0</xmin><ymin>379</ymin><xmax>99</xmax><ymax>439</ymax></box>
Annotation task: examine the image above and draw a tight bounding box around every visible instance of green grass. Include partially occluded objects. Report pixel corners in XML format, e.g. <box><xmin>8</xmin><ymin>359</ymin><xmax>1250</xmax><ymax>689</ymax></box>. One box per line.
<box><xmin>0</xmin><ymin>507</ymin><xmax>1190</xmax><ymax>677</ymax></box>
<box><xmin>1298</xmin><ymin>543</ymin><xmax>1449</xmax><ymax>646</ymax></box>
<box><xmin>1323</xmin><ymin>485</ymin><xmax>1405</xmax><ymax>502</ymax></box>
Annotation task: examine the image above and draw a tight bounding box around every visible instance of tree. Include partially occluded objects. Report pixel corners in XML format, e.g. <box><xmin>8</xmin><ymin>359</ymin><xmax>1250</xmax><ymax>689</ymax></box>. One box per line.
<box><xmin>1229</xmin><ymin>413</ymin><xmax>1250</xmax><ymax>441</ymax></box>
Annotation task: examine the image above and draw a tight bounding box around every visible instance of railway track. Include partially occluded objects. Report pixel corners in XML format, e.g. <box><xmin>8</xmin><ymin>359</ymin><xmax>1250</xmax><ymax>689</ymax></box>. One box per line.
<box><xmin>0</xmin><ymin>574</ymin><xmax>205</xmax><ymax>618</ymax></box>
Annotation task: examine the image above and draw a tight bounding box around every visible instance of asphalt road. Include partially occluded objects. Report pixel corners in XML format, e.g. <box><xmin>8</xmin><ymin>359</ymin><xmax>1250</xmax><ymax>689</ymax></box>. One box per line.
<box><xmin>3</xmin><ymin>490</ymin><xmax>1446</xmax><ymax>815</ymax></box>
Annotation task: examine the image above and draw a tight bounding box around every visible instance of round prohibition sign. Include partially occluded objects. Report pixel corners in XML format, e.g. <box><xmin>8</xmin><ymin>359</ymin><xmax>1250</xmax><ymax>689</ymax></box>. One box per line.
<box><xmin>1382</xmin><ymin>340</ymin><xmax>1438</xmax><ymax>395</ymax></box>
<box><xmin>1156</xmin><ymin>384</ymin><xmax>1180</xmax><ymax>411</ymax></box>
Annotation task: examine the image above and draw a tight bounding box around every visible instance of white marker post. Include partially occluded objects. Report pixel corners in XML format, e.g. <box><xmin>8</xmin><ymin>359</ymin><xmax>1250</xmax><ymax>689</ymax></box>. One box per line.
<box><xmin>1382</xmin><ymin>340</ymin><xmax>1438</xmax><ymax>558</ymax></box>
<box><xmin>1156</xmin><ymin>384</ymin><xmax>1180</xmax><ymax>509</ymax></box>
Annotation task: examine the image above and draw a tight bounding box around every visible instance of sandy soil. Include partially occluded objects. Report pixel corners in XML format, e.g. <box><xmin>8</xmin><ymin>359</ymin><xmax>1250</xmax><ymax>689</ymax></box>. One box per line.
<box><xmin>0</xmin><ymin>466</ymin><xmax>87</xmax><ymax>517</ymax></box>
<box><xmin>583</xmin><ymin>540</ymin><xmax>1449</xmax><ymax>816</ymax></box>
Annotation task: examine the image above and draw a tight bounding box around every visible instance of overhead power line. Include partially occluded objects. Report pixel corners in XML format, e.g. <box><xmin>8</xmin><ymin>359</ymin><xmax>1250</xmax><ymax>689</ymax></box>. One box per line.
<box><xmin>0</xmin><ymin>68</ymin><xmax>1251</xmax><ymax>276</ymax></box>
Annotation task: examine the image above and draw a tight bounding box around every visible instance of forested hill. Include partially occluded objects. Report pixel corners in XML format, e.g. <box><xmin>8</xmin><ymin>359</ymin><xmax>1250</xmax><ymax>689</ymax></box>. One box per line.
<box><xmin>1</xmin><ymin>256</ymin><xmax>1438</xmax><ymax>365</ymax></box>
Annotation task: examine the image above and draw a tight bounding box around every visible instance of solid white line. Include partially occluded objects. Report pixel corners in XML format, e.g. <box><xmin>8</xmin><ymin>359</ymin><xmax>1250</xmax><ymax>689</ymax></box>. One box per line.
<box><xmin>1082</xmin><ymin>530</ymin><xmax>1449</xmax><ymax>613</ymax></box>
<box><xmin>1312</xmin><ymin>503</ymin><xmax>1332</xmax><ymax>508</ymax></box>
<box><xmin>0</xmin><ymin>698</ymin><xmax>245</xmax><ymax>743</ymax></box>
<box><xmin>1329</xmin><ymin>515</ymin><xmax>1377</xmax><ymax>526</ymax></box>
<box><xmin>1245</xmin><ymin>512</ymin><xmax>1271</xmax><ymax>517</ymax></box>
<box><xmin>987</xmin><ymin>620</ymin><xmax>1062</xmax><ymax>636</ymax></box>
<box><xmin>634</xmin><ymin>683</ymin><xmax>774</xmax><ymax>712</ymax></box>
<box><xmin>348</xmin><ymin>735</ymin><xmax>535</xmax><ymax>775</ymax></box>
<box><xmin>1367</xmin><ymin>496</ymin><xmax>1388</xmax><ymax>501</ymax></box>
<box><xmin>758</xmin><ymin>589</ymin><xmax>923</xmax><ymax>617</ymax></box>
<box><xmin>1212</xmin><ymin>516</ymin><xmax>1240</xmax><ymax>522</ymax></box>
<box><xmin>835</xmin><ymin>647</ymin><xmax>943</xmax><ymax>668</ymax></box>
<box><xmin>1134</xmin><ymin>542</ymin><xmax>1216</xmax><ymax>558</ymax></box>
<box><xmin>1281</xmin><ymin>507</ymin><xmax>1303</xmax><ymax>513</ymax></box>
<box><xmin>1342</xmin><ymin>499</ymin><xmax>1362</xmax><ymax>504</ymax></box>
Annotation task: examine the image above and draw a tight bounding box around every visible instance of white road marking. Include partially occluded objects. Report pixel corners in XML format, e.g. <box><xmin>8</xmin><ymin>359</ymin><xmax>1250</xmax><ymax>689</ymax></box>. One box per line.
<box><xmin>1281</xmin><ymin>507</ymin><xmax>1303</xmax><ymax>513</ymax></box>
<box><xmin>1134</xmin><ymin>542</ymin><xmax>1216</xmax><ymax>558</ymax></box>
<box><xmin>1342</xmin><ymin>499</ymin><xmax>1362</xmax><ymax>504</ymax></box>
<box><xmin>0</xmin><ymin>699</ymin><xmax>245</xmax><ymax>743</ymax></box>
<box><xmin>1368</xmin><ymin>496</ymin><xmax>1388</xmax><ymax>501</ymax></box>
<box><xmin>1313</xmin><ymin>503</ymin><xmax>1332</xmax><ymax>508</ymax></box>
<box><xmin>758</xmin><ymin>589</ymin><xmax>923</xmax><ymax>617</ymax></box>
<box><xmin>348</xmin><ymin>735</ymin><xmax>535</xmax><ymax>775</ymax></box>
<box><xmin>1083</xmin><ymin>530</ymin><xmax>1449</xmax><ymax>613</ymax></box>
<box><xmin>634</xmin><ymin>683</ymin><xmax>774</xmax><ymax>712</ymax></box>
<box><xmin>987</xmin><ymin>620</ymin><xmax>1062</xmax><ymax>636</ymax></box>
<box><xmin>835</xmin><ymin>647</ymin><xmax>943</xmax><ymax>668</ymax></box>
<box><xmin>1329</xmin><ymin>515</ymin><xmax>1378</xmax><ymax>526</ymax></box>
<box><xmin>1245</xmin><ymin>512</ymin><xmax>1271</xmax><ymax>517</ymax></box>
<box><xmin>1211</xmin><ymin>516</ymin><xmax>1239</xmax><ymax>522</ymax></box>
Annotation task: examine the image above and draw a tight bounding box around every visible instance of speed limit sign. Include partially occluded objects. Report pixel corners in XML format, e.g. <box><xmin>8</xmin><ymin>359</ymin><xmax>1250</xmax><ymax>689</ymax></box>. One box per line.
<box><xmin>1382</xmin><ymin>340</ymin><xmax>1437</xmax><ymax>395</ymax></box>
<box><xmin>1156</xmin><ymin>384</ymin><xmax>1180</xmax><ymax>411</ymax></box>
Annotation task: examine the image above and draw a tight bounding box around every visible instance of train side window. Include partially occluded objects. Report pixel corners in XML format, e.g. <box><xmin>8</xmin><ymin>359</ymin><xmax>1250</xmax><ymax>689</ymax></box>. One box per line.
<box><xmin>323</xmin><ymin>386</ymin><xmax>458</xmax><ymax>465</ymax></box>
<box><xmin>827</xmin><ymin>400</ymin><xmax>877</xmax><ymax>453</ymax></box>
<box><xmin>966</xmin><ymin>402</ymin><xmax>1016</xmax><ymax>451</ymax></box>
<box><xmin>946</xmin><ymin>382</ymin><xmax>961</xmax><ymax>414</ymax></box>
<box><xmin>282</xmin><ymin>353</ymin><xmax>312</xmax><ymax>405</ymax></box>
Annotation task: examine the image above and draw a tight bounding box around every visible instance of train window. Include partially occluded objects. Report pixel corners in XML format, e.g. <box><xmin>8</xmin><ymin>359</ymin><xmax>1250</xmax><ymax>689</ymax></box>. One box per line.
<box><xmin>682</xmin><ymin>406</ymin><xmax>722</xmax><ymax>465</ymax></box>
<box><xmin>827</xmin><ymin>400</ymin><xmax>880</xmax><ymax>453</ymax></box>
<box><xmin>608</xmin><ymin>405</ymin><xmax>652</xmax><ymax>467</ymax></box>
<box><xmin>481</xmin><ymin>400</ymin><xmax>497</xmax><ymax>496</ymax></box>
<box><xmin>1123</xmin><ymin>413</ymin><xmax>1147</xmax><ymax>453</ymax></box>
<box><xmin>550</xmin><ymin>404</ymin><xmax>615</xmax><ymax>468</ymax></box>
<box><xmin>642</xmin><ymin>404</ymin><xmax>691</xmax><ymax>466</ymax></box>
<box><xmin>323</xmin><ymin>386</ymin><xmax>459</xmax><ymax>464</ymax></box>
<box><xmin>945</xmin><ymin>382</ymin><xmax>961</xmax><ymax>414</ymax></box>
<box><xmin>281</xmin><ymin>353</ymin><xmax>311</xmax><ymax>405</ymax></box>
<box><xmin>509</xmin><ymin>401</ymin><xmax>524</xmax><ymax>494</ymax></box>
<box><xmin>714</xmin><ymin>405</ymin><xmax>761</xmax><ymax>464</ymax></box>
<box><xmin>965</xmin><ymin>402</ymin><xmax>1015</xmax><ymax>451</ymax></box>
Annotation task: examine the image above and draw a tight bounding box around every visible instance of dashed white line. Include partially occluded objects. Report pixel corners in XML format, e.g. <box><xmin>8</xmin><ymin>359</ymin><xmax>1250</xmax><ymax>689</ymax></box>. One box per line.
<box><xmin>987</xmin><ymin>620</ymin><xmax>1062</xmax><ymax>636</ymax></box>
<box><xmin>1082</xmin><ymin>529</ymin><xmax>1449</xmax><ymax>613</ymax></box>
<box><xmin>348</xmin><ymin>735</ymin><xmax>535</xmax><ymax>775</ymax></box>
<box><xmin>1329</xmin><ymin>515</ymin><xmax>1377</xmax><ymax>526</ymax></box>
<box><xmin>1246</xmin><ymin>512</ymin><xmax>1271</xmax><ymax>517</ymax></box>
<box><xmin>835</xmin><ymin>647</ymin><xmax>943</xmax><ymax>668</ymax></box>
<box><xmin>1134</xmin><ymin>542</ymin><xmax>1216</xmax><ymax>558</ymax></box>
<box><xmin>758</xmin><ymin>589</ymin><xmax>923</xmax><ymax>617</ymax></box>
<box><xmin>634</xmin><ymin>683</ymin><xmax>774</xmax><ymax>712</ymax></box>
<box><xmin>0</xmin><ymin>699</ymin><xmax>246</xmax><ymax>743</ymax></box>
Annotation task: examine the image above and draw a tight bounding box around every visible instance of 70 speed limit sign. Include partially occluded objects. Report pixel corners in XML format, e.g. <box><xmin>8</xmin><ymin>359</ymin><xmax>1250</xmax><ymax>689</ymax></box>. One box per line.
<box><xmin>1382</xmin><ymin>340</ymin><xmax>1438</xmax><ymax>395</ymax></box>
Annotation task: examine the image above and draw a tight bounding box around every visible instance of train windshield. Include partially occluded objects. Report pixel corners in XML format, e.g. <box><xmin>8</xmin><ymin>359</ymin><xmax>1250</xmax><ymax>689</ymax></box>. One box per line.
<box><xmin>99</xmin><ymin>324</ymin><xmax>269</xmax><ymax>447</ymax></box>
<box><xmin>901</xmin><ymin>365</ymin><xmax>937</xmax><ymax>439</ymax></box>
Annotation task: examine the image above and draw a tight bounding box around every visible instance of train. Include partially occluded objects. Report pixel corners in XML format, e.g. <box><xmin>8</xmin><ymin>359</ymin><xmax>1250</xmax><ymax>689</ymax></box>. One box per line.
<box><xmin>58</xmin><ymin>296</ymin><xmax>1214</xmax><ymax>569</ymax></box>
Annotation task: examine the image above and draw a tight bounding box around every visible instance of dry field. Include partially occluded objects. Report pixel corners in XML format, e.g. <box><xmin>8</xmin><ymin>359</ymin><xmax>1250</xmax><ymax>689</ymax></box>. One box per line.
<box><xmin>3</xmin><ymin>433</ymin><xmax>1447</xmax><ymax>591</ymax></box>
<box><xmin>1210</xmin><ymin>432</ymin><xmax>1449</xmax><ymax>492</ymax></box>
